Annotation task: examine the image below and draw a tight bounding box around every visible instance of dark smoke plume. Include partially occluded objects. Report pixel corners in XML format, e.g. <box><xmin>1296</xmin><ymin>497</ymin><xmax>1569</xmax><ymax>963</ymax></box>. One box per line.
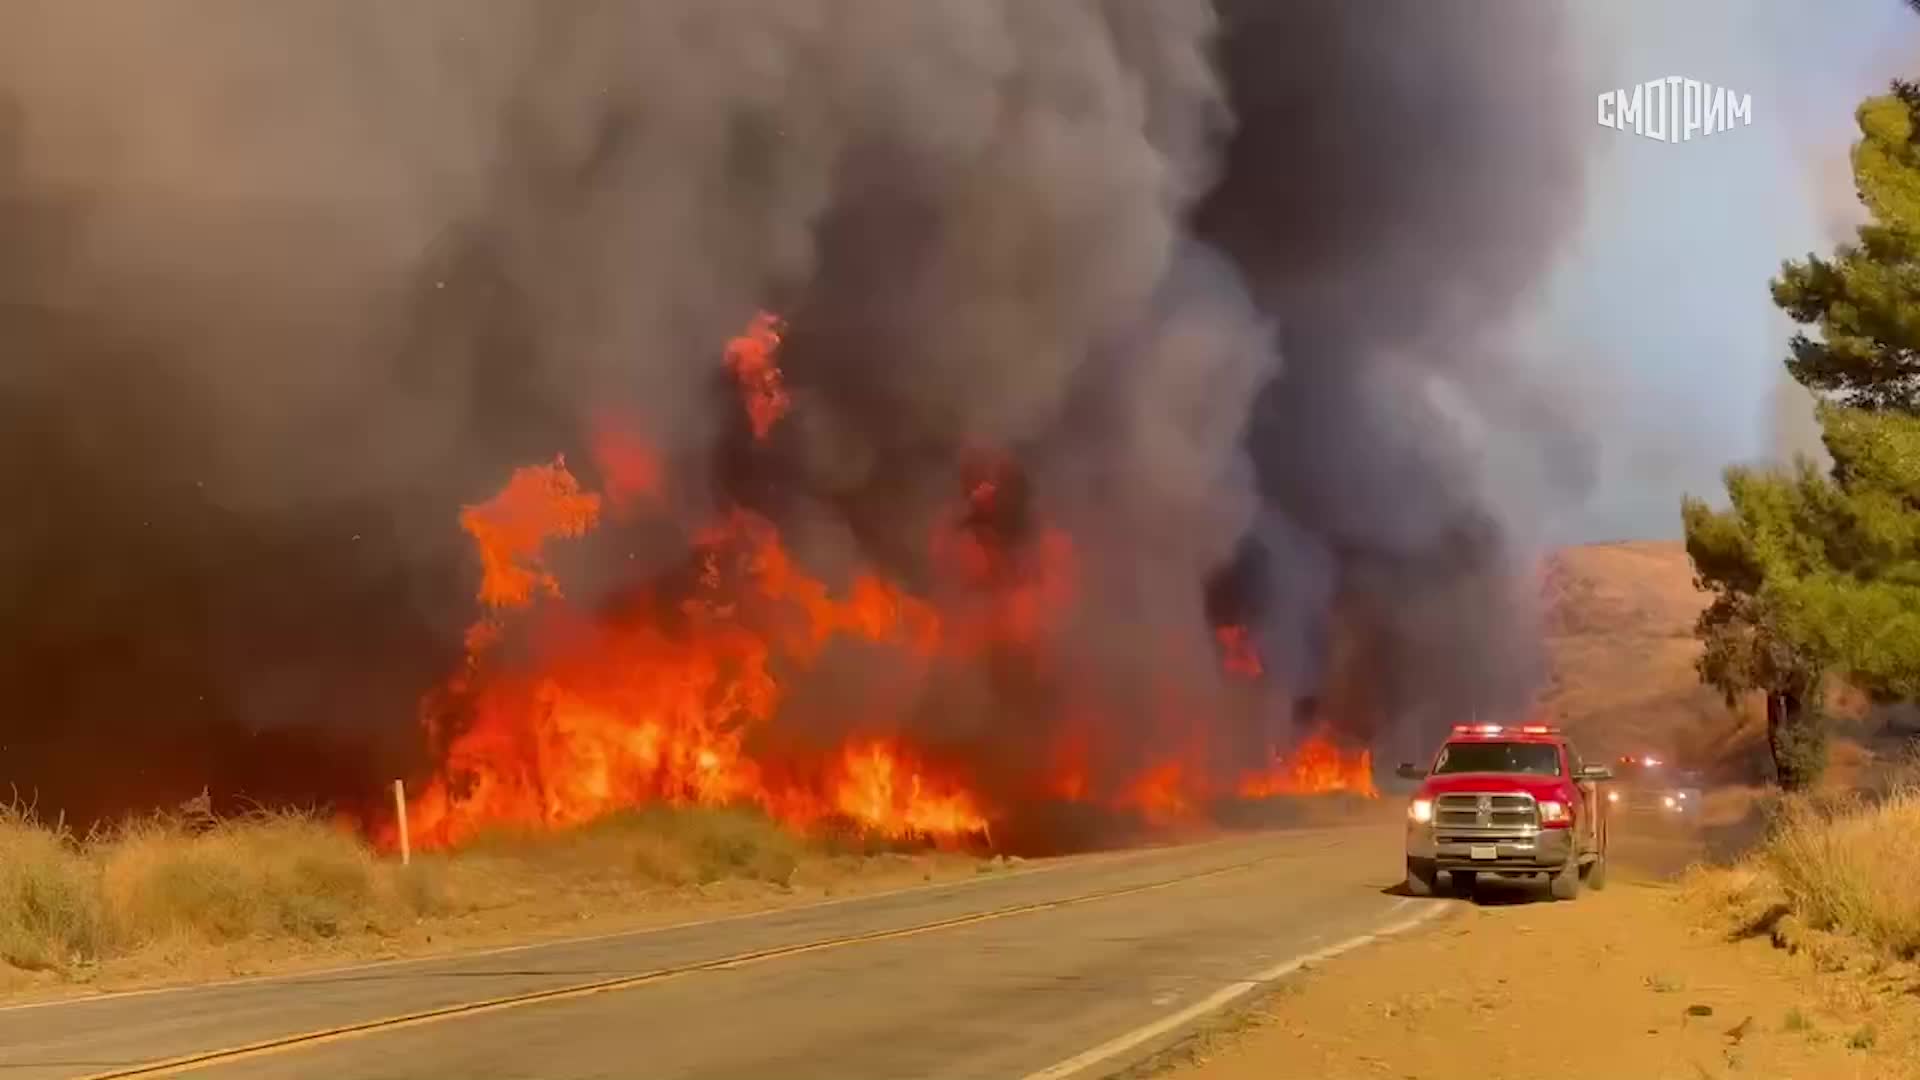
<box><xmin>0</xmin><ymin>1</ymin><xmax>1592</xmax><ymax>824</ymax></box>
<box><xmin>1198</xmin><ymin>0</ymin><xmax>1595</xmax><ymax>763</ymax></box>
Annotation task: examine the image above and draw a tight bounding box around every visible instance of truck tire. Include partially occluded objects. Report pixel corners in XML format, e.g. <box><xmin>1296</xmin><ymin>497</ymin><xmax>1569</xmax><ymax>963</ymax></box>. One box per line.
<box><xmin>1405</xmin><ymin>857</ymin><xmax>1438</xmax><ymax>897</ymax></box>
<box><xmin>1580</xmin><ymin>854</ymin><xmax>1608</xmax><ymax>891</ymax></box>
<box><xmin>1549</xmin><ymin>858</ymin><xmax>1582</xmax><ymax>901</ymax></box>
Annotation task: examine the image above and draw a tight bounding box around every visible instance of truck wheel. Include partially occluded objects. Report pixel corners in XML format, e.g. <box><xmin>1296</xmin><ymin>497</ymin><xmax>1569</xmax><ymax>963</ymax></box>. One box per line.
<box><xmin>1449</xmin><ymin>870</ymin><xmax>1478</xmax><ymax>897</ymax></box>
<box><xmin>1549</xmin><ymin>858</ymin><xmax>1582</xmax><ymax>901</ymax></box>
<box><xmin>1580</xmin><ymin>854</ymin><xmax>1608</xmax><ymax>891</ymax></box>
<box><xmin>1405</xmin><ymin>857</ymin><xmax>1437</xmax><ymax>898</ymax></box>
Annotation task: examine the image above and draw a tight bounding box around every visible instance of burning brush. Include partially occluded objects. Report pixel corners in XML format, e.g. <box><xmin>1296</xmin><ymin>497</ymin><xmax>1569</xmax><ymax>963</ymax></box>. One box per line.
<box><xmin>382</xmin><ymin>313</ymin><xmax>1377</xmax><ymax>856</ymax></box>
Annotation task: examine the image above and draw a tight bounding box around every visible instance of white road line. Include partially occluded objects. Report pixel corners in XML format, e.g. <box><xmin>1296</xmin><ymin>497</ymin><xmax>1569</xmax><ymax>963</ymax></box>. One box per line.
<box><xmin>1016</xmin><ymin>899</ymin><xmax>1451</xmax><ymax>1080</ymax></box>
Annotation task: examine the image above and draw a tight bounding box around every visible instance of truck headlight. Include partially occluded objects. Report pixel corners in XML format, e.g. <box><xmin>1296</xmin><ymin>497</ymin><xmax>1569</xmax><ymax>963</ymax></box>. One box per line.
<box><xmin>1662</xmin><ymin>795</ymin><xmax>1676</xmax><ymax>809</ymax></box>
<box><xmin>1409</xmin><ymin>798</ymin><xmax>1433</xmax><ymax>824</ymax></box>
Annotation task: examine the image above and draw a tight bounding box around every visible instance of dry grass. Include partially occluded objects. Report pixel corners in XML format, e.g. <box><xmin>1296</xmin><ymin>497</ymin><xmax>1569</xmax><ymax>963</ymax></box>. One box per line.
<box><xmin>0</xmin><ymin>805</ymin><xmax>461</xmax><ymax>972</ymax></box>
<box><xmin>99</xmin><ymin>813</ymin><xmax>402</xmax><ymax>947</ymax></box>
<box><xmin>0</xmin><ymin>807</ymin><xmax>102</xmax><ymax>971</ymax></box>
<box><xmin>473</xmin><ymin>806</ymin><xmax>808</xmax><ymax>885</ymax></box>
<box><xmin>0</xmin><ymin>801</ymin><xmax>957</xmax><ymax>985</ymax></box>
<box><xmin>1759</xmin><ymin>788</ymin><xmax>1920</xmax><ymax>957</ymax></box>
<box><xmin>1688</xmin><ymin>770</ymin><xmax>1920</xmax><ymax>963</ymax></box>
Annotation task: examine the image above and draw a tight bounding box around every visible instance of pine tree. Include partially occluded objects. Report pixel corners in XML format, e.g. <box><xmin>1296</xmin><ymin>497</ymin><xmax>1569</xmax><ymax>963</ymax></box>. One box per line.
<box><xmin>1773</xmin><ymin>83</ymin><xmax>1920</xmax><ymax>410</ymax></box>
<box><xmin>1684</xmin><ymin>83</ymin><xmax>1920</xmax><ymax>789</ymax></box>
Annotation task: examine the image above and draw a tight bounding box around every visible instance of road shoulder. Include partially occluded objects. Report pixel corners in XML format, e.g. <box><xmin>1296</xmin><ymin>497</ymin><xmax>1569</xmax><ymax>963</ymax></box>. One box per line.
<box><xmin>0</xmin><ymin>850</ymin><xmax>998</xmax><ymax>1004</ymax></box>
<box><xmin>1150</xmin><ymin>873</ymin><xmax>1919</xmax><ymax>1080</ymax></box>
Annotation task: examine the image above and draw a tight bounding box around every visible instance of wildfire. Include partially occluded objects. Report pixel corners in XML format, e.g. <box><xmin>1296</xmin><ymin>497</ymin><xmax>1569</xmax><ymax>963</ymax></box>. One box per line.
<box><xmin>825</xmin><ymin>740</ymin><xmax>989</xmax><ymax>841</ymax></box>
<box><xmin>1215</xmin><ymin>624</ymin><xmax>1263</xmax><ymax>679</ymax></box>
<box><xmin>391</xmin><ymin>310</ymin><xmax>1377</xmax><ymax>855</ymax></box>
<box><xmin>1121</xmin><ymin>761</ymin><xmax>1197</xmax><ymax>827</ymax></box>
<box><xmin>725</xmin><ymin>311</ymin><xmax>791</xmax><ymax>441</ymax></box>
<box><xmin>590</xmin><ymin>420</ymin><xmax>664</xmax><ymax>511</ymax></box>
<box><xmin>402</xmin><ymin>492</ymin><xmax>977</xmax><ymax>849</ymax></box>
<box><xmin>460</xmin><ymin>457</ymin><xmax>601</xmax><ymax>610</ymax></box>
<box><xmin>1237</xmin><ymin>731</ymin><xmax>1379</xmax><ymax>800</ymax></box>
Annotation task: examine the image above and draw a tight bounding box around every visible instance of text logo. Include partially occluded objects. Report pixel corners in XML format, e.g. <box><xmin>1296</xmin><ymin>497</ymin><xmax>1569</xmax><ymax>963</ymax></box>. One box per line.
<box><xmin>1597</xmin><ymin>77</ymin><xmax>1751</xmax><ymax>143</ymax></box>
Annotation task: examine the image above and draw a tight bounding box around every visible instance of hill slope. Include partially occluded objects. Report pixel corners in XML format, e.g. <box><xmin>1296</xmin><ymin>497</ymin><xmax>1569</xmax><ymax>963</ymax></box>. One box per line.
<box><xmin>1538</xmin><ymin>541</ymin><xmax>1763</xmax><ymax>774</ymax></box>
<box><xmin>1538</xmin><ymin>539</ymin><xmax>1918</xmax><ymax>783</ymax></box>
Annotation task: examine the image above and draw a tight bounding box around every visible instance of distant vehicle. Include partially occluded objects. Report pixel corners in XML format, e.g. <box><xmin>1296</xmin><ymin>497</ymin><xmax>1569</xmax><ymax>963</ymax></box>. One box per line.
<box><xmin>1607</xmin><ymin>754</ymin><xmax>1704</xmax><ymax>820</ymax></box>
<box><xmin>1396</xmin><ymin>724</ymin><xmax>1611</xmax><ymax>901</ymax></box>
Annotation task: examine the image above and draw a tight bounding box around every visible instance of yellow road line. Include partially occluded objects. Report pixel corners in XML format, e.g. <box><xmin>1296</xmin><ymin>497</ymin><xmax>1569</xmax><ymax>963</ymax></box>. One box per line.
<box><xmin>75</xmin><ymin>854</ymin><xmax>1281</xmax><ymax>1079</ymax></box>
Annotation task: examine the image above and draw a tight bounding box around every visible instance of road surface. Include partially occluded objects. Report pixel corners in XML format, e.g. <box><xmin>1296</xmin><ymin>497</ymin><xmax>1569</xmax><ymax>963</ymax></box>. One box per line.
<box><xmin>0</xmin><ymin>823</ymin><xmax>1448</xmax><ymax>1080</ymax></box>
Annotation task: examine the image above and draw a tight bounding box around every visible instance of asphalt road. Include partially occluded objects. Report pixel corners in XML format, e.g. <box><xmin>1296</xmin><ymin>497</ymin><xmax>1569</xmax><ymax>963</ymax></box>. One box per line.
<box><xmin>0</xmin><ymin>824</ymin><xmax>1448</xmax><ymax>1080</ymax></box>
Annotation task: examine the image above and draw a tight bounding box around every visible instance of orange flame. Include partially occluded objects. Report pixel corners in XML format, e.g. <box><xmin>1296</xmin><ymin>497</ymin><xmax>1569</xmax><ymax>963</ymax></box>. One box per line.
<box><xmin>401</xmin><ymin>494</ymin><xmax>982</xmax><ymax>850</ymax></box>
<box><xmin>388</xmin><ymin>311</ymin><xmax>1378</xmax><ymax>856</ymax></box>
<box><xmin>1120</xmin><ymin>761</ymin><xmax>1197</xmax><ymax>827</ymax></box>
<box><xmin>460</xmin><ymin>457</ymin><xmax>601</xmax><ymax>610</ymax></box>
<box><xmin>591</xmin><ymin>420</ymin><xmax>664</xmax><ymax>511</ymax></box>
<box><xmin>1237</xmin><ymin>730</ymin><xmax>1379</xmax><ymax>799</ymax></box>
<box><xmin>826</xmin><ymin>740</ymin><xmax>988</xmax><ymax>840</ymax></box>
<box><xmin>725</xmin><ymin>311</ymin><xmax>791</xmax><ymax>441</ymax></box>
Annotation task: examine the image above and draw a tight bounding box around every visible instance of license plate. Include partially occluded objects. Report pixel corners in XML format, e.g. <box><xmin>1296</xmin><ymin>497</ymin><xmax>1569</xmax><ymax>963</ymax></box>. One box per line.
<box><xmin>1470</xmin><ymin>844</ymin><xmax>1498</xmax><ymax>861</ymax></box>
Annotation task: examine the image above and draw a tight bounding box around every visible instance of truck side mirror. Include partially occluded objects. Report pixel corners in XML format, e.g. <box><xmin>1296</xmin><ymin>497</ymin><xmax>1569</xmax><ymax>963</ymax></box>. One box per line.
<box><xmin>1395</xmin><ymin>763</ymin><xmax>1425</xmax><ymax>781</ymax></box>
<box><xmin>1579</xmin><ymin>764</ymin><xmax>1613</xmax><ymax>782</ymax></box>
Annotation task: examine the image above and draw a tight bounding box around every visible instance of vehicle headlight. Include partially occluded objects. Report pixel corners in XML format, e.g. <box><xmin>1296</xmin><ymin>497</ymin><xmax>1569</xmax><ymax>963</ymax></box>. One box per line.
<box><xmin>1409</xmin><ymin>798</ymin><xmax>1433</xmax><ymax>824</ymax></box>
<box><xmin>1606</xmin><ymin>790</ymin><xmax>1619</xmax><ymax>803</ymax></box>
<box><xmin>1662</xmin><ymin>795</ymin><xmax>1676</xmax><ymax>809</ymax></box>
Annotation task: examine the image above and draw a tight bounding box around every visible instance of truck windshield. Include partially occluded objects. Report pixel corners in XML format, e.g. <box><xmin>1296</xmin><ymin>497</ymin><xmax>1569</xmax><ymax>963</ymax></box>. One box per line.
<box><xmin>1431</xmin><ymin>741</ymin><xmax>1561</xmax><ymax>776</ymax></box>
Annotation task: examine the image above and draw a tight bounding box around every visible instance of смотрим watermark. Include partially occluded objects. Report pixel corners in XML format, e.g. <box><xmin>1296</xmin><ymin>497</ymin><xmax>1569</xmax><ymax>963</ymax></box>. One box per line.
<box><xmin>1597</xmin><ymin>78</ymin><xmax>1751</xmax><ymax>143</ymax></box>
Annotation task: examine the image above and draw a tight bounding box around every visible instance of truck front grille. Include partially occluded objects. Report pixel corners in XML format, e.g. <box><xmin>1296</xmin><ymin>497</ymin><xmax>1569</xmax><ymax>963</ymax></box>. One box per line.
<box><xmin>1433</xmin><ymin>792</ymin><xmax>1539</xmax><ymax>837</ymax></box>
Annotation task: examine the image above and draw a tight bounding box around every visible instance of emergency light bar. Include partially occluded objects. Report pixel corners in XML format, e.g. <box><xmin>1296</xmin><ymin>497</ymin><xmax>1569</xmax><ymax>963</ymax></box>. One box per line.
<box><xmin>1450</xmin><ymin>723</ymin><xmax>1560</xmax><ymax>735</ymax></box>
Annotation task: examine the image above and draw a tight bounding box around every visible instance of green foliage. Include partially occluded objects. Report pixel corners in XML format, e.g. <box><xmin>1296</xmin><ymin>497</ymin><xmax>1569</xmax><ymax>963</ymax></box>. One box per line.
<box><xmin>1684</xmin><ymin>410</ymin><xmax>1920</xmax><ymax>731</ymax></box>
<box><xmin>1765</xmin><ymin>408</ymin><xmax>1920</xmax><ymax>701</ymax></box>
<box><xmin>1685</xmin><ymin>83</ymin><xmax>1920</xmax><ymax>786</ymax></box>
<box><xmin>1773</xmin><ymin>88</ymin><xmax>1920</xmax><ymax>410</ymax></box>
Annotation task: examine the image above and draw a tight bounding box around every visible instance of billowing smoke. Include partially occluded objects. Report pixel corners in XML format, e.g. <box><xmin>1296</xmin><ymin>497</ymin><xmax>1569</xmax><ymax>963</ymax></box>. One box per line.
<box><xmin>0</xmin><ymin>1</ymin><xmax>1591</xmax><ymax>825</ymax></box>
<box><xmin>1197</xmin><ymin>0</ymin><xmax>1594</xmax><ymax>763</ymax></box>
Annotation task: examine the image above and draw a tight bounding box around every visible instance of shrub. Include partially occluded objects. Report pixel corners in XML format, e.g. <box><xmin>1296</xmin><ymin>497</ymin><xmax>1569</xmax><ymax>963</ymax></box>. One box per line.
<box><xmin>1760</xmin><ymin>788</ymin><xmax>1920</xmax><ymax>957</ymax></box>
<box><xmin>0</xmin><ymin>809</ymin><xmax>103</xmax><ymax>970</ymax></box>
<box><xmin>99</xmin><ymin>813</ymin><xmax>381</xmax><ymax>946</ymax></box>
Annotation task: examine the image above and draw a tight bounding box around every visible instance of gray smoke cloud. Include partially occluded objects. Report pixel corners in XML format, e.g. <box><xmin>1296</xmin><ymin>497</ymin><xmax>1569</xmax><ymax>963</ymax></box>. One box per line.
<box><xmin>1199</xmin><ymin>0</ymin><xmax>1595</xmax><ymax>759</ymax></box>
<box><xmin>0</xmin><ymin>0</ymin><xmax>1592</xmax><ymax>826</ymax></box>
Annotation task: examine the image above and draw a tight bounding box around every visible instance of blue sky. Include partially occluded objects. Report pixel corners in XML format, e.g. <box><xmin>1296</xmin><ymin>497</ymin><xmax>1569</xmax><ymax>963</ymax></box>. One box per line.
<box><xmin>1536</xmin><ymin>0</ymin><xmax>1920</xmax><ymax>542</ymax></box>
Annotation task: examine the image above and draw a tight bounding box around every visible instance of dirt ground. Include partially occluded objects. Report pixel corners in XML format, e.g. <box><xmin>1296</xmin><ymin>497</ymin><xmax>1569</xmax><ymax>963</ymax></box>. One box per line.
<box><xmin>1159</xmin><ymin>821</ymin><xmax>1920</xmax><ymax>1080</ymax></box>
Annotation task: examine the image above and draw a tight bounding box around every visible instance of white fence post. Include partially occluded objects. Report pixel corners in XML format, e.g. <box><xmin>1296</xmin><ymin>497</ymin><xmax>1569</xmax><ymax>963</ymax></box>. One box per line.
<box><xmin>393</xmin><ymin>779</ymin><xmax>411</xmax><ymax>867</ymax></box>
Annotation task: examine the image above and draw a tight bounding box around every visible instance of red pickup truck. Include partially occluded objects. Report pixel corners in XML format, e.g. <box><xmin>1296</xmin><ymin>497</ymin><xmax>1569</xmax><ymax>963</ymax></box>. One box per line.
<box><xmin>1396</xmin><ymin>724</ymin><xmax>1612</xmax><ymax>901</ymax></box>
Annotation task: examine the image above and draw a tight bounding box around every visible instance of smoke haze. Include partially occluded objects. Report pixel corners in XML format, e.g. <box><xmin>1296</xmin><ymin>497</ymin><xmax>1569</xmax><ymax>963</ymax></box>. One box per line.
<box><xmin>0</xmin><ymin>1</ymin><xmax>1593</xmax><ymax>824</ymax></box>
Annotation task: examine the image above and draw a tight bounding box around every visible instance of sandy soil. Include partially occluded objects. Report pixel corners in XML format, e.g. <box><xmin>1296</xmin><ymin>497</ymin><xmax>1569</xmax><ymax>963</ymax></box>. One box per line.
<box><xmin>1158</xmin><ymin>828</ymin><xmax>1919</xmax><ymax>1080</ymax></box>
